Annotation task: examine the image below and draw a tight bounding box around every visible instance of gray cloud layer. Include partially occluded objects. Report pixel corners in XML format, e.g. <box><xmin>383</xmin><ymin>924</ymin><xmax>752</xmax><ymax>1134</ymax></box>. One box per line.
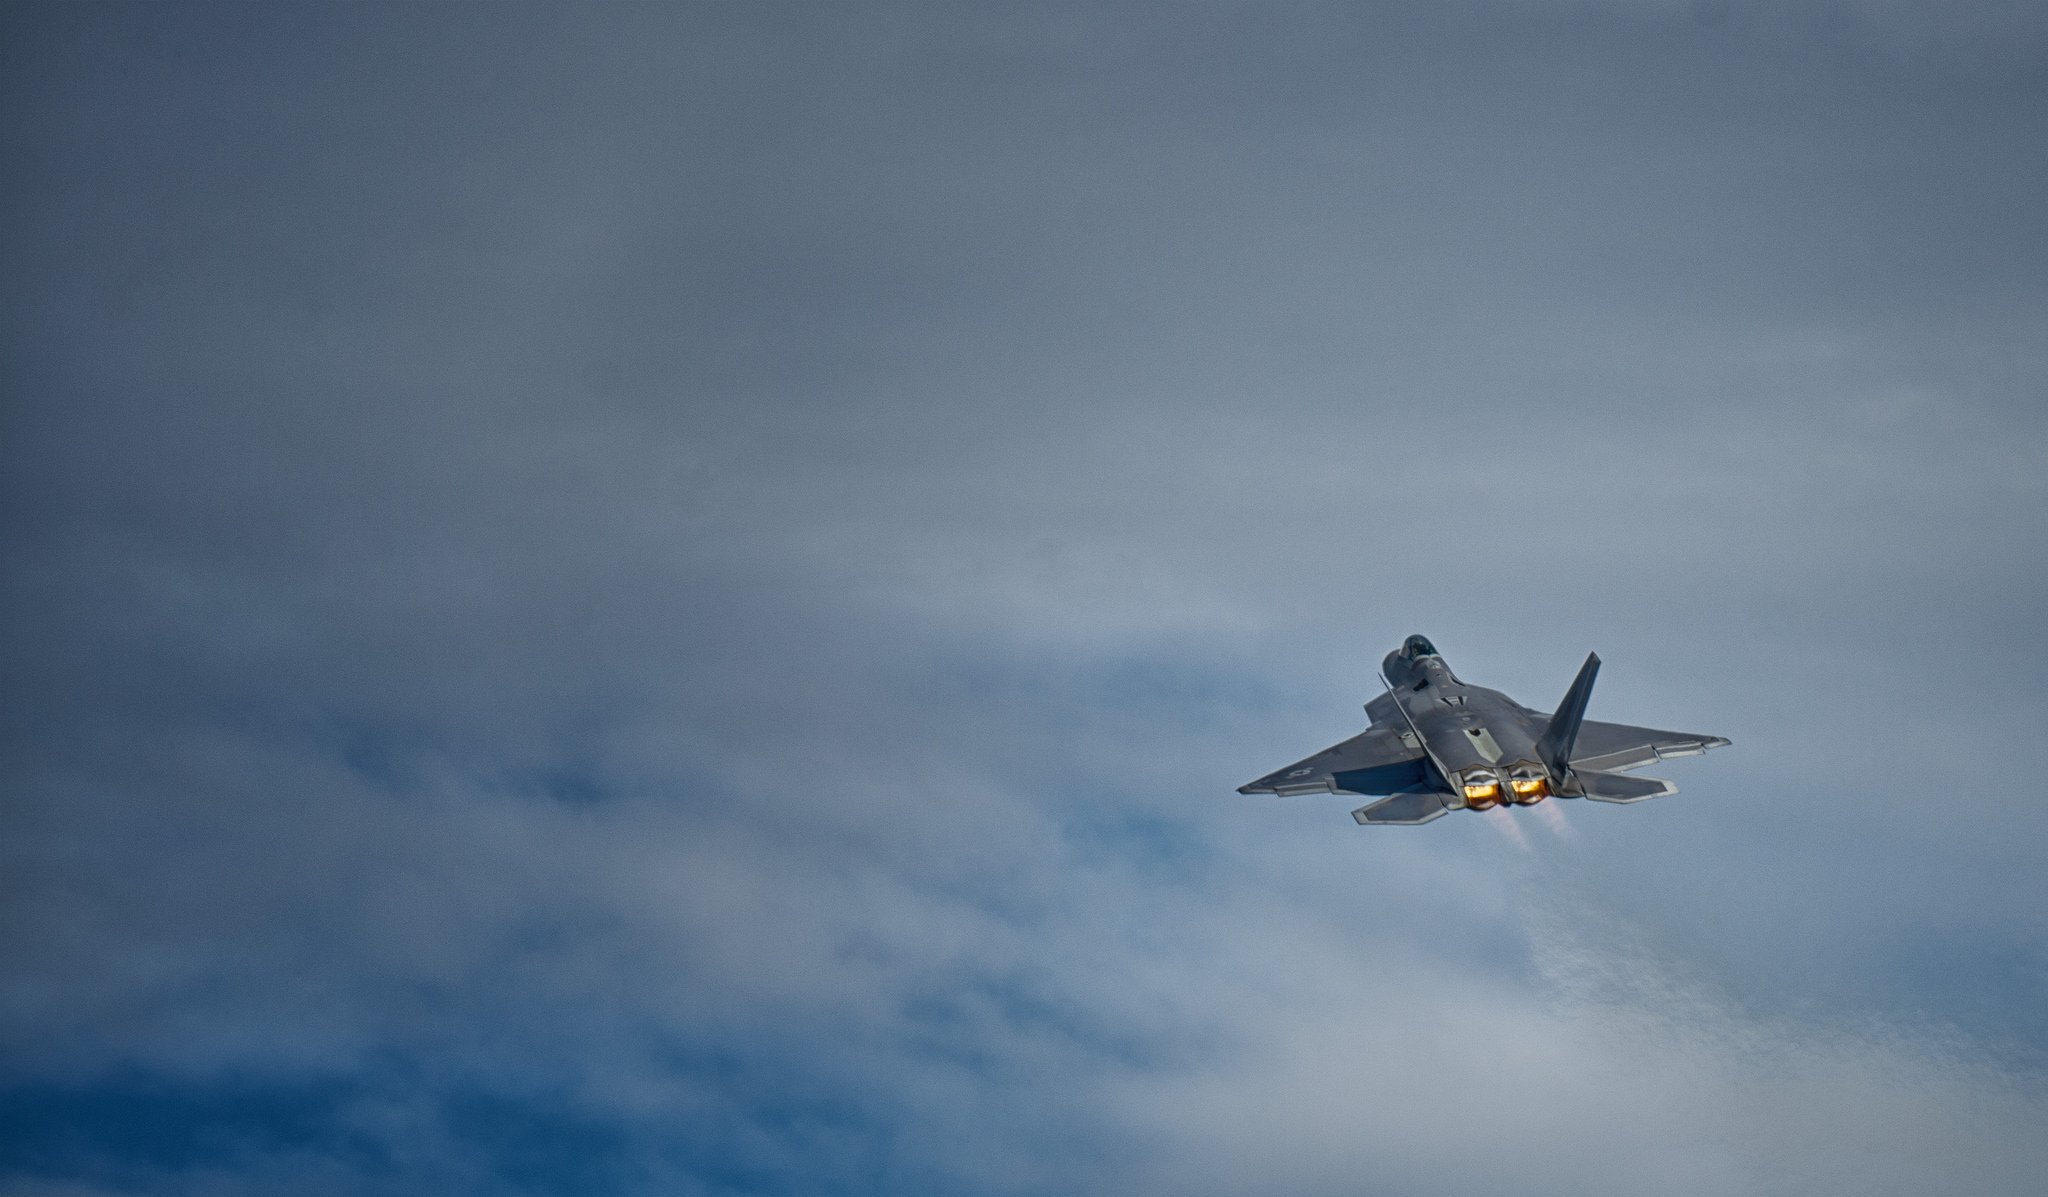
<box><xmin>5</xmin><ymin>3</ymin><xmax>2046</xmax><ymax>1194</ymax></box>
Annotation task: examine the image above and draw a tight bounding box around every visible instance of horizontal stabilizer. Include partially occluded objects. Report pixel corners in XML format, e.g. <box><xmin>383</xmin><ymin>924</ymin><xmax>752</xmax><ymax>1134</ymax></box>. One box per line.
<box><xmin>1574</xmin><ymin>770</ymin><xmax>1676</xmax><ymax>804</ymax></box>
<box><xmin>1353</xmin><ymin>791</ymin><xmax>1450</xmax><ymax>825</ymax></box>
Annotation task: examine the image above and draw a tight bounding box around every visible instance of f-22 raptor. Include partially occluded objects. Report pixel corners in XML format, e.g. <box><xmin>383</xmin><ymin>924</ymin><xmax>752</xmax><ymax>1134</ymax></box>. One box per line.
<box><xmin>1239</xmin><ymin>636</ymin><xmax>1729</xmax><ymax>825</ymax></box>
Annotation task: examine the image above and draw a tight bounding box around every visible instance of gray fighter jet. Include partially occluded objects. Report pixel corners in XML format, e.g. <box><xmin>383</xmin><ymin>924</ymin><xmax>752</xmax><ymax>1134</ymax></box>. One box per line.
<box><xmin>1239</xmin><ymin>636</ymin><xmax>1729</xmax><ymax>825</ymax></box>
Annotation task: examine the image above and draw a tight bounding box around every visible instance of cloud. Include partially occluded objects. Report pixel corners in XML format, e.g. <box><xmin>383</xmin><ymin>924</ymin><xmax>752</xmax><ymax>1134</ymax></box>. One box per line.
<box><xmin>1112</xmin><ymin>886</ymin><xmax>2048</xmax><ymax>1197</ymax></box>
<box><xmin>4</xmin><ymin>1</ymin><xmax>2046</xmax><ymax>1193</ymax></box>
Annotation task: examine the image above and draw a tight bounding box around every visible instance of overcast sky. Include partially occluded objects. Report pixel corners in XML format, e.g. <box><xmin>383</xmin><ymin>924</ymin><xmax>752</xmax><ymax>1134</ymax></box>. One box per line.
<box><xmin>4</xmin><ymin>3</ymin><xmax>2046</xmax><ymax>1194</ymax></box>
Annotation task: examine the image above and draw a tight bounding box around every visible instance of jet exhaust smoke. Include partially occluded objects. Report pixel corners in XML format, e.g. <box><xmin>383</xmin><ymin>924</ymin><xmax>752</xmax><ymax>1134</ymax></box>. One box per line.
<box><xmin>1483</xmin><ymin>804</ymin><xmax>1531</xmax><ymax>851</ymax></box>
<box><xmin>1536</xmin><ymin>798</ymin><xmax>1575</xmax><ymax>841</ymax></box>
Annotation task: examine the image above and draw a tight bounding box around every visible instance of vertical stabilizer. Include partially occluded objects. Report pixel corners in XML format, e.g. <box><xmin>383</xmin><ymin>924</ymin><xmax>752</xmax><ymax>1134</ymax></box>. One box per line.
<box><xmin>1536</xmin><ymin>652</ymin><xmax>1600</xmax><ymax>779</ymax></box>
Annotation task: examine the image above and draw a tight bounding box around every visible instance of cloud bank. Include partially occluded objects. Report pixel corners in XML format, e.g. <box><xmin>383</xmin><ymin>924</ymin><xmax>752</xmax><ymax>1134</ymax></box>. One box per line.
<box><xmin>5</xmin><ymin>2</ymin><xmax>2045</xmax><ymax>1193</ymax></box>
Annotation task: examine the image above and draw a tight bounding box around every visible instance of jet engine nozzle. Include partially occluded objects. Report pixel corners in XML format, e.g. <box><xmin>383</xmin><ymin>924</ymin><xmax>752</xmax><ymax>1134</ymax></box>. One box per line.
<box><xmin>1503</xmin><ymin>763</ymin><xmax>1550</xmax><ymax>805</ymax></box>
<box><xmin>1460</xmin><ymin>768</ymin><xmax>1502</xmax><ymax>810</ymax></box>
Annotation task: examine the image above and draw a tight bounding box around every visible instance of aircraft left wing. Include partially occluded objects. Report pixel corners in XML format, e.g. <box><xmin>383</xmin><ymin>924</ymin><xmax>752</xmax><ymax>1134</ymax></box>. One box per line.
<box><xmin>1567</xmin><ymin>720</ymin><xmax>1730</xmax><ymax>774</ymax></box>
<box><xmin>1238</xmin><ymin>724</ymin><xmax>1428</xmax><ymax>797</ymax></box>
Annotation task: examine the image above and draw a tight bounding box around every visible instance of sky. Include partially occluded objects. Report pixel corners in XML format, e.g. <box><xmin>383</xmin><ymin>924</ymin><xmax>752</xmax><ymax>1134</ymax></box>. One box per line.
<box><xmin>3</xmin><ymin>2</ymin><xmax>2046</xmax><ymax>1194</ymax></box>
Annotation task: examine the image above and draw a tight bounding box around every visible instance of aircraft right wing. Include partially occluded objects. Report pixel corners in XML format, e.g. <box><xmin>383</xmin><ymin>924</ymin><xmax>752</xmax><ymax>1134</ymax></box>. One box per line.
<box><xmin>1567</xmin><ymin>720</ymin><xmax>1730</xmax><ymax>774</ymax></box>
<box><xmin>1237</xmin><ymin>722</ymin><xmax>1428</xmax><ymax>797</ymax></box>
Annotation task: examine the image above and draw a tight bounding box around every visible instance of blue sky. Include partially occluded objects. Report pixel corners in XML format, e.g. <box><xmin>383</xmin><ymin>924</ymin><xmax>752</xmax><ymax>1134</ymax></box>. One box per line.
<box><xmin>4</xmin><ymin>3</ymin><xmax>2046</xmax><ymax>1194</ymax></box>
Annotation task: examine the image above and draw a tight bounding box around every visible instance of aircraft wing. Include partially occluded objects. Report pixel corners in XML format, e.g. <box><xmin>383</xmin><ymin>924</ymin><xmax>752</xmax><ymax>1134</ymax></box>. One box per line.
<box><xmin>1238</xmin><ymin>723</ymin><xmax>1428</xmax><ymax>797</ymax></box>
<box><xmin>1567</xmin><ymin>720</ymin><xmax>1730</xmax><ymax>774</ymax></box>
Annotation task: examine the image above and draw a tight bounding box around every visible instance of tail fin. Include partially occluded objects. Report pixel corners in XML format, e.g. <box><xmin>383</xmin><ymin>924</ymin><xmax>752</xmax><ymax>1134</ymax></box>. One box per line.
<box><xmin>1536</xmin><ymin>652</ymin><xmax>1600</xmax><ymax>779</ymax></box>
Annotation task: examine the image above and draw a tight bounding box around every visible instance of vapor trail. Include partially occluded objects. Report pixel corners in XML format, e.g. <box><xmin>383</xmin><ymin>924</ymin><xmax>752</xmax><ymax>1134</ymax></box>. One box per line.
<box><xmin>1537</xmin><ymin>799</ymin><xmax>1575</xmax><ymax>840</ymax></box>
<box><xmin>1484</xmin><ymin>804</ymin><xmax>1530</xmax><ymax>850</ymax></box>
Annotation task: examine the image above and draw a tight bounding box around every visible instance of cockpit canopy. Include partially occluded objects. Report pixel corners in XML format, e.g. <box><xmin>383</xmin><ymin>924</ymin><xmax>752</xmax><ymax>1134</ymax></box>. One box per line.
<box><xmin>1401</xmin><ymin>635</ymin><xmax>1440</xmax><ymax>660</ymax></box>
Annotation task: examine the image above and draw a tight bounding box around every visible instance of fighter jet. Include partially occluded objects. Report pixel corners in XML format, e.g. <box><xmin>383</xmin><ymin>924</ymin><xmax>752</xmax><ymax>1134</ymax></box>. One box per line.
<box><xmin>1239</xmin><ymin>636</ymin><xmax>1729</xmax><ymax>825</ymax></box>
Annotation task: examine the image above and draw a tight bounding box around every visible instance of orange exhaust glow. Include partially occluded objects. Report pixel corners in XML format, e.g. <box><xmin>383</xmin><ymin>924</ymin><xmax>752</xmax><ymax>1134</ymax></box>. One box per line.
<box><xmin>1510</xmin><ymin>778</ymin><xmax>1549</xmax><ymax>803</ymax></box>
<box><xmin>1463</xmin><ymin>782</ymin><xmax>1501</xmax><ymax>807</ymax></box>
